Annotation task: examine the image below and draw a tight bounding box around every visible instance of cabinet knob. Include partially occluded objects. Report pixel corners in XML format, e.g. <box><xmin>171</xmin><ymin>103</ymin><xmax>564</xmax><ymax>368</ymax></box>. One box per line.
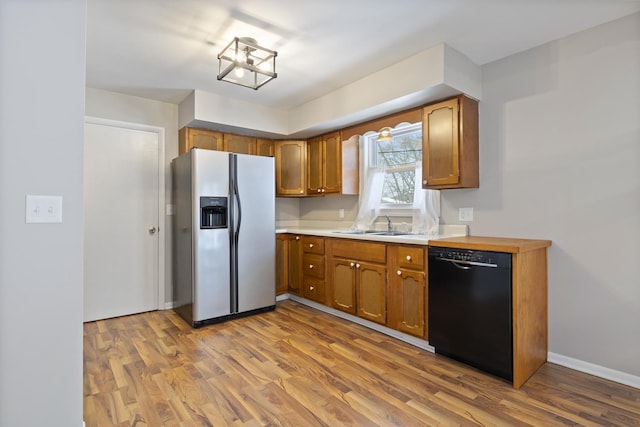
<box><xmin>317</xmin><ymin>188</ymin><xmax>322</xmax><ymax>193</ymax></box>
<box><xmin>295</xmin><ymin>236</ymin><xmax>300</xmax><ymax>241</ymax></box>
<box><xmin>309</xmin><ymin>243</ymin><xmax>314</xmax><ymax>248</ymax></box>
<box><xmin>423</xmin><ymin>180</ymin><xmax>428</xmax><ymax>185</ymax></box>
<box><xmin>350</xmin><ymin>262</ymin><xmax>355</xmax><ymax>268</ymax></box>
<box><xmin>321</xmin><ymin>188</ymin><xmax>326</xmax><ymax>193</ymax></box>
<box><xmin>300</xmin><ymin>190</ymin><xmax>304</xmax><ymax>194</ymax></box>
<box><xmin>397</xmin><ymin>270</ymin><xmax>402</xmax><ymax>276</ymax></box>
<box><xmin>406</xmin><ymin>255</ymin><xmax>412</xmax><ymax>261</ymax></box>
<box><xmin>309</xmin><ymin>264</ymin><xmax>314</xmax><ymax>269</ymax></box>
<box><xmin>309</xmin><ymin>286</ymin><xmax>315</xmax><ymax>291</ymax></box>
<box><xmin>356</xmin><ymin>263</ymin><xmax>360</xmax><ymax>269</ymax></box>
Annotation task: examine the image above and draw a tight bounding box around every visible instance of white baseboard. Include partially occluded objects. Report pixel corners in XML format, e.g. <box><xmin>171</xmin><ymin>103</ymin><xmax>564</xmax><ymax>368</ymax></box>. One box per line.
<box><xmin>164</xmin><ymin>301</ymin><xmax>175</xmax><ymax>309</ymax></box>
<box><xmin>548</xmin><ymin>352</ymin><xmax>640</xmax><ymax>389</ymax></box>
<box><xmin>278</xmin><ymin>294</ymin><xmax>639</xmax><ymax>390</ymax></box>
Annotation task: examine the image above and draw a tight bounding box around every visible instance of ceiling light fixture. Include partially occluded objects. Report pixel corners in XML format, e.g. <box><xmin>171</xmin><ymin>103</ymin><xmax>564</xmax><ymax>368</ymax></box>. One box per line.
<box><xmin>217</xmin><ymin>37</ymin><xmax>277</xmax><ymax>90</ymax></box>
<box><xmin>377</xmin><ymin>127</ymin><xmax>393</xmax><ymax>141</ymax></box>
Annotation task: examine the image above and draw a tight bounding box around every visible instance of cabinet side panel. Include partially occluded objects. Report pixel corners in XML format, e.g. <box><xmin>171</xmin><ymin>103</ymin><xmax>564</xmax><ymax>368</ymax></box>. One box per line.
<box><xmin>460</xmin><ymin>95</ymin><xmax>479</xmax><ymax>188</ymax></box>
<box><xmin>512</xmin><ymin>248</ymin><xmax>548</xmax><ymax>388</ymax></box>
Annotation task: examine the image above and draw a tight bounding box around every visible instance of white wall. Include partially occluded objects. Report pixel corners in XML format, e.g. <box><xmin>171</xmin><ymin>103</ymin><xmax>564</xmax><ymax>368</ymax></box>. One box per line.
<box><xmin>0</xmin><ymin>1</ymin><xmax>86</xmax><ymax>425</ymax></box>
<box><xmin>441</xmin><ymin>12</ymin><xmax>640</xmax><ymax>377</ymax></box>
<box><xmin>85</xmin><ymin>88</ymin><xmax>179</xmax><ymax>304</ymax></box>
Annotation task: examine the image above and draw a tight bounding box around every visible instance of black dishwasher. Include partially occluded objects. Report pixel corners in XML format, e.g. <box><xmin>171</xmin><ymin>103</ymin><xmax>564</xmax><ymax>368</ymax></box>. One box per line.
<box><xmin>428</xmin><ymin>247</ymin><xmax>513</xmax><ymax>381</ymax></box>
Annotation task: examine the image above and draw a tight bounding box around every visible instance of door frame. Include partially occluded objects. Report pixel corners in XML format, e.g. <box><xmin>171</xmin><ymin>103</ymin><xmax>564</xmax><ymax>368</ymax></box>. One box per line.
<box><xmin>84</xmin><ymin>116</ymin><xmax>166</xmax><ymax>311</ymax></box>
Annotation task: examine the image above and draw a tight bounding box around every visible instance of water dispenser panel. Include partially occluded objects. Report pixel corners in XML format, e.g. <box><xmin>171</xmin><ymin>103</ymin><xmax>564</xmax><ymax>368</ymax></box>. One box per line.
<box><xmin>200</xmin><ymin>196</ymin><xmax>228</xmax><ymax>229</ymax></box>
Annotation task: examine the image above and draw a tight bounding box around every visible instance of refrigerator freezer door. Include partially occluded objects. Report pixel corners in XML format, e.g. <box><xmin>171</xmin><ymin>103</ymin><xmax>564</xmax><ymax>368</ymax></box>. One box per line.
<box><xmin>192</xmin><ymin>150</ymin><xmax>231</xmax><ymax>321</ymax></box>
<box><xmin>234</xmin><ymin>153</ymin><xmax>276</xmax><ymax>313</ymax></box>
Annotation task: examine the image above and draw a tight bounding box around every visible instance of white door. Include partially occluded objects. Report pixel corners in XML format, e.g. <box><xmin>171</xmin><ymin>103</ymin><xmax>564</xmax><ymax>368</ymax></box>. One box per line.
<box><xmin>84</xmin><ymin>121</ymin><xmax>160</xmax><ymax>322</ymax></box>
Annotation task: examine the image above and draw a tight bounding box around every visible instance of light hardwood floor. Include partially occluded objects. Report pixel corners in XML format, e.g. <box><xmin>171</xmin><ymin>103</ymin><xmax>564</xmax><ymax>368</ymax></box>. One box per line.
<box><xmin>83</xmin><ymin>300</ymin><xmax>640</xmax><ymax>426</ymax></box>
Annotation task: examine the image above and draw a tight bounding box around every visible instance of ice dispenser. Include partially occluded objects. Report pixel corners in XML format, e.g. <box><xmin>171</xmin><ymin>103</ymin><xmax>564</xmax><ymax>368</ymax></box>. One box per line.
<box><xmin>200</xmin><ymin>196</ymin><xmax>228</xmax><ymax>229</ymax></box>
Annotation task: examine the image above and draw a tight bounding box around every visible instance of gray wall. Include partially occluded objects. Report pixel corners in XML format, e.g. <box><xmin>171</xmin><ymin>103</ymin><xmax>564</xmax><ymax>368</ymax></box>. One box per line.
<box><xmin>85</xmin><ymin>88</ymin><xmax>179</xmax><ymax>303</ymax></box>
<box><xmin>441</xmin><ymin>13</ymin><xmax>640</xmax><ymax>377</ymax></box>
<box><xmin>0</xmin><ymin>1</ymin><xmax>86</xmax><ymax>425</ymax></box>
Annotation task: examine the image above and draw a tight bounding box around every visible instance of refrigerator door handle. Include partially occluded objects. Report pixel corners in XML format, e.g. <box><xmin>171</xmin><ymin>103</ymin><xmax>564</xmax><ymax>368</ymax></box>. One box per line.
<box><xmin>234</xmin><ymin>175</ymin><xmax>242</xmax><ymax>240</ymax></box>
<box><xmin>229</xmin><ymin>154</ymin><xmax>239</xmax><ymax>313</ymax></box>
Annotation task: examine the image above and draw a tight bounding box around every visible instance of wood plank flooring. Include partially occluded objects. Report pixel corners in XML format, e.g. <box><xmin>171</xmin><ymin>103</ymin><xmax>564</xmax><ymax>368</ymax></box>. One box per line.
<box><xmin>83</xmin><ymin>300</ymin><xmax>640</xmax><ymax>426</ymax></box>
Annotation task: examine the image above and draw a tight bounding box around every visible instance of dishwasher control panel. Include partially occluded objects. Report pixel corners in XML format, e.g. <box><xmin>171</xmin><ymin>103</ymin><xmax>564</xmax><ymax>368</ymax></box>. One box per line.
<box><xmin>429</xmin><ymin>247</ymin><xmax>511</xmax><ymax>268</ymax></box>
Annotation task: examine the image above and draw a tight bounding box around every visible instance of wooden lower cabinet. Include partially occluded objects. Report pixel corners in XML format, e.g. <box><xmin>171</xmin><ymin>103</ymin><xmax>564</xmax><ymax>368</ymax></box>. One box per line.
<box><xmin>275</xmin><ymin>234</ymin><xmax>303</xmax><ymax>295</ymax></box>
<box><xmin>288</xmin><ymin>235</ymin><xmax>302</xmax><ymax>295</ymax></box>
<box><xmin>329</xmin><ymin>259</ymin><xmax>356</xmax><ymax>314</ymax></box>
<box><xmin>294</xmin><ymin>236</ymin><xmax>430</xmax><ymax>336</ymax></box>
<box><xmin>387</xmin><ymin>245</ymin><xmax>427</xmax><ymax>338</ymax></box>
<box><xmin>301</xmin><ymin>236</ymin><xmax>326</xmax><ymax>303</ymax></box>
<box><xmin>328</xmin><ymin>239</ymin><xmax>387</xmax><ymax>325</ymax></box>
<box><xmin>356</xmin><ymin>262</ymin><xmax>386</xmax><ymax>324</ymax></box>
<box><xmin>276</xmin><ymin>235</ymin><xmax>288</xmax><ymax>295</ymax></box>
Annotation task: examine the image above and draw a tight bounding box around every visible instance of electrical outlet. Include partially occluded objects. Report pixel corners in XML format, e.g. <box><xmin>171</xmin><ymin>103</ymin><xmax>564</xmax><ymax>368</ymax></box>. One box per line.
<box><xmin>459</xmin><ymin>207</ymin><xmax>474</xmax><ymax>222</ymax></box>
<box><xmin>26</xmin><ymin>195</ymin><xmax>63</xmax><ymax>223</ymax></box>
<box><xmin>338</xmin><ymin>209</ymin><xmax>345</xmax><ymax>219</ymax></box>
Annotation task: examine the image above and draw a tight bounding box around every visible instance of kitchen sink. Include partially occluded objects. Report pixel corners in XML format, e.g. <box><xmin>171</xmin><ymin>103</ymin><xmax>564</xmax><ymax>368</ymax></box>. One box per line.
<box><xmin>331</xmin><ymin>230</ymin><xmax>413</xmax><ymax>236</ymax></box>
<box><xmin>365</xmin><ymin>231</ymin><xmax>414</xmax><ymax>236</ymax></box>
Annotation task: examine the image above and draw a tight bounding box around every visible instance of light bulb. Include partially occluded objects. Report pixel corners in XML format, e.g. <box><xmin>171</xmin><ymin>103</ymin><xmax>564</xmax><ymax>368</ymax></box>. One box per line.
<box><xmin>235</xmin><ymin>50</ymin><xmax>247</xmax><ymax>63</ymax></box>
<box><xmin>234</xmin><ymin>67</ymin><xmax>245</xmax><ymax>78</ymax></box>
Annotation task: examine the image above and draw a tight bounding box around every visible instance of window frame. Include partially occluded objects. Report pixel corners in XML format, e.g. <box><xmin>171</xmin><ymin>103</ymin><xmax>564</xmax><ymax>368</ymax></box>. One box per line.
<box><xmin>362</xmin><ymin>121</ymin><xmax>422</xmax><ymax>215</ymax></box>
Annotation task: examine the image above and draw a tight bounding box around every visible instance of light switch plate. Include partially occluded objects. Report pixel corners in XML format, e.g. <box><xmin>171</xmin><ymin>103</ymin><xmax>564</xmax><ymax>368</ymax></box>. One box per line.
<box><xmin>459</xmin><ymin>207</ymin><xmax>474</xmax><ymax>222</ymax></box>
<box><xmin>166</xmin><ymin>204</ymin><xmax>175</xmax><ymax>216</ymax></box>
<box><xmin>26</xmin><ymin>195</ymin><xmax>63</xmax><ymax>223</ymax></box>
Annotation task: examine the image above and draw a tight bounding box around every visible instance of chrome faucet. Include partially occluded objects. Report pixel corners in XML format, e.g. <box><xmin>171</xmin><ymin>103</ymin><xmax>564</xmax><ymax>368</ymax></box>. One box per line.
<box><xmin>385</xmin><ymin>215</ymin><xmax>393</xmax><ymax>232</ymax></box>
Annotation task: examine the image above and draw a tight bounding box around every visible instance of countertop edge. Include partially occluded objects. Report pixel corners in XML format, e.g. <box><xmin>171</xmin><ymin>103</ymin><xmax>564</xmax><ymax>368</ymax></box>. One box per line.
<box><xmin>275</xmin><ymin>228</ymin><xmax>454</xmax><ymax>245</ymax></box>
<box><xmin>428</xmin><ymin>236</ymin><xmax>552</xmax><ymax>253</ymax></box>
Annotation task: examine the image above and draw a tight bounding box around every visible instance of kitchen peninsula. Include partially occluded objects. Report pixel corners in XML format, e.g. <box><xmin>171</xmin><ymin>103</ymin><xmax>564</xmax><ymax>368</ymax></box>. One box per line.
<box><xmin>276</xmin><ymin>227</ymin><xmax>551</xmax><ymax>388</ymax></box>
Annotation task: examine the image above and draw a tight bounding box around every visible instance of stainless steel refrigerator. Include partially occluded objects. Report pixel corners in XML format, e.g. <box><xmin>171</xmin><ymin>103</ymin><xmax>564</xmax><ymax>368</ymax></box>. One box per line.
<box><xmin>172</xmin><ymin>148</ymin><xmax>275</xmax><ymax>327</ymax></box>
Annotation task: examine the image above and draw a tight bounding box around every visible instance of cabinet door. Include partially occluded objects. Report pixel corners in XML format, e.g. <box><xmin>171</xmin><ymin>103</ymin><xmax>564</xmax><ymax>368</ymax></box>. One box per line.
<box><xmin>388</xmin><ymin>268</ymin><xmax>425</xmax><ymax>338</ymax></box>
<box><xmin>356</xmin><ymin>262</ymin><xmax>386</xmax><ymax>324</ymax></box>
<box><xmin>330</xmin><ymin>258</ymin><xmax>356</xmax><ymax>314</ymax></box>
<box><xmin>256</xmin><ymin>138</ymin><xmax>274</xmax><ymax>157</ymax></box>
<box><xmin>422</xmin><ymin>97</ymin><xmax>460</xmax><ymax>187</ymax></box>
<box><xmin>288</xmin><ymin>235</ymin><xmax>302</xmax><ymax>294</ymax></box>
<box><xmin>323</xmin><ymin>132</ymin><xmax>341</xmax><ymax>194</ymax></box>
<box><xmin>275</xmin><ymin>141</ymin><xmax>306</xmax><ymax>196</ymax></box>
<box><xmin>224</xmin><ymin>134</ymin><xmax>256</xmax><ymax>155</ymax></box>
<box><xmin>276</xmin><ymin>235</ymin><xmax>288</xmax><ymax>295</ymax></box>
<box><xmin>422</xmin><ymin>95</ymin><xmax>478</xmax><ymax>189</ymax></box>
<box><xmin>179</xmin><ymin>128</ymin><xmax>223</xmax><ymax>154</ymax></box>
<box><xmin>306</xmin><ymin>136</ymin><xmax>323</xmax><ymax>194</ymax></box>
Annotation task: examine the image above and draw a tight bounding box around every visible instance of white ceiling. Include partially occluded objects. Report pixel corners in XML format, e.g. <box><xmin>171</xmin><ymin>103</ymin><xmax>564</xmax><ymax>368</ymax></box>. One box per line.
<box><xmin>86</xmin><ymin>0</ymin><xmax>640</xmax><ymax>109</ymax></box>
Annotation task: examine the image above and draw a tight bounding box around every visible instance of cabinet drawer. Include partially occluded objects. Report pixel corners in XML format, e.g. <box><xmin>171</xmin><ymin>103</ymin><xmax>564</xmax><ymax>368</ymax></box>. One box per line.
<box><xmin>330</xmin><ymin>239</ymin><xmax>386</xmax><ymax>264</ymax></box>
<box><xmin>302</xmin><ymin>237</ymin><xmax>325</xmax><ymax>254</ymax></box>
<box><xmin>303</xmin><ymin>253</ymin><xmax>325</xmax><ymax>279</ymax></box>
<box><xmin>302</xmin><ymin>277</ymin><xmax>325</xmax><ymax>303</ymax></box>
<box><xmin>396</xmin><ymin>246</ymin><xmax>425</xmax><ymax>270</ymax></box>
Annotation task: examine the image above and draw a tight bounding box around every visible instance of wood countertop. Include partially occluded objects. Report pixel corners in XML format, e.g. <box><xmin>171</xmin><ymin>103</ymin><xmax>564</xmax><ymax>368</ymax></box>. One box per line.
<box><xmin>429</xmin><ymin>236</ymin><xmax>551</xmax><ymax>254</ymax></box>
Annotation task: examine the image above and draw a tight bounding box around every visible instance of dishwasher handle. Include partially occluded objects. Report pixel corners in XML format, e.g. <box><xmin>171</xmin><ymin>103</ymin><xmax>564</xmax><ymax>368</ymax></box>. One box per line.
<box><xmin>435</xmin><ymin>257</ymin><xmax>498</xmax><ymax>268</ymax></box>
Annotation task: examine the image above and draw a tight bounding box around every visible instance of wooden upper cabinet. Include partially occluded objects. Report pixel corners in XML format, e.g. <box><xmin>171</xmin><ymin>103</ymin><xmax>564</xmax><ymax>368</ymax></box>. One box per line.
<box><xmin>422</xmin><ymin>95</ymin><xmax>478</xmax><ymax>189</ymax></box>
<box><xmin>323</xmin><ymin>132</ymin><xmax>341</xmax><ymax>194</ymax></box>
<box><xmin>179</xmin><ymin>127</ymin><xmax>223</xmax><ymax>155</ymax></box>
<box><xmin>223</xmin><ymin>134</ymin><xmax>256</xmax><ymax>155</ymax></box>
<box><xmin>306</xmin><ymin>136</ymin><xmax>323</xmax><ymax>194</ymax></box>
<box><xmin>256</xmin><ymin>138</ymin><xmax>274</xmax><ymax>157</ymax></box>
<box><xmin>306</xmin><ymin>131</ymin><xmax>357</xmax><ymax>196</ymax></box>
<box><xmin>275</xmin><ymin>140</ymin><xmax>306</xmax><ymax>196</ymax></box>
